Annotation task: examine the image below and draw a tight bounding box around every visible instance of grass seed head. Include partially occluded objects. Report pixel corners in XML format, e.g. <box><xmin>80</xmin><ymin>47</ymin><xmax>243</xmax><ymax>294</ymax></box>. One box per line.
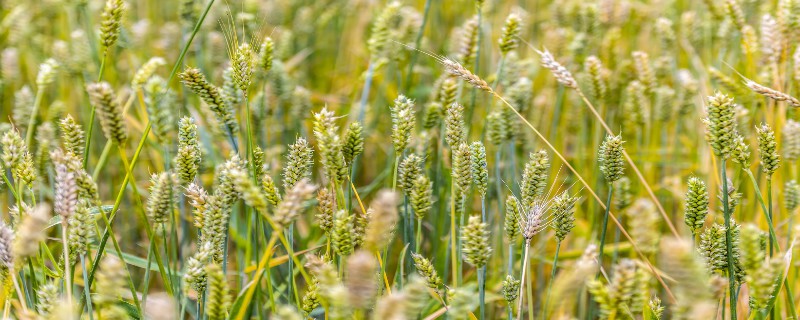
<box><xmin>756</xmin><ymin>123</ymin><xmax>781</xmax><ymax>176</ymax></box>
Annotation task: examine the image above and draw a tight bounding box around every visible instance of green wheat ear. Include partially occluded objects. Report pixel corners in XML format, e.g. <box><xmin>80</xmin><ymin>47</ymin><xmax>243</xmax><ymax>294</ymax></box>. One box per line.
<box><xmin>598</xmin><ymin>133</ymin><xmax>625</xmax><ymax>183</ymax></box>
<box><xmin>461</xmin><ymin>215</ymin><xmax>492</xmax><ymax>268</ymax></box>
<box><xmin>502</xmin><ymin>275</ymin><xmax>521</xmax><ymax>302</ymax></box>
<box><xmin>551</xmin><ymin>191</ymin><xmax>578</xmax><ymax>241</ymax></box>
<box><xmin>411</xmin><ymin>252</ymin><xmax>443</xmax><ymax>292</ymax></box>
<box><xmin>521</xmin><ymin>150</ymin><xmax>550</xmax><ymax>207</ymax></box>
<box><xmin>409</xmin><ymin>174</ymin><xmax>433</xmax><ymax>220</ymax></box>
<box><xmin>86</xmin><ymin>82</ymin><xmax>127</xmax><ymax>144</ymax></box>
<box><xmin>398</xmin><ymin>154</ymin><xmax>423</xmax><ymax>194</ymax></box>
<box><xmin>684</xmin><ymin>177</ymin><xmax>709</xmax><ymax>235</ymax></box>
<box><xmin>470</xmin><ymin>141</ymin><xmax>488</xmax><ymax>197</ymax></box>
<box><xmin>498</xmin><ymin>13</ymin><xmax>521</xmax><ymax>55</ymax></box>
<box><xmin>205</xmin><ymin>263</ymin><xmax>232</xmax><ymax>320</ymax></box>
<box><xmin>704</xmin><ymin>93</ymin><xmax>736</xmax><ymax>158</ymax></box>
<box><xmin>99</xmin><ymin>0</ymin><xmax>126</xmax><ymax>50</ymax></box>
<box><xmin>390</xmin><ymin>94</ymin><xmax>415</xmax><ymax>154</ymax></box>
<box><xmin>756</xmin><ymin>123</ymin><xmax>781</xmax><ymax>177</ymax></box>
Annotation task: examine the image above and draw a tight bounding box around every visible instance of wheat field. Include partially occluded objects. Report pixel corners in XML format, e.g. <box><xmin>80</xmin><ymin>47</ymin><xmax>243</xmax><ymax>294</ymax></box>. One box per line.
<box><xmin>0</xmin><ymin>0</ymin><xmax>797</xmax><ymax>319</ymax></box>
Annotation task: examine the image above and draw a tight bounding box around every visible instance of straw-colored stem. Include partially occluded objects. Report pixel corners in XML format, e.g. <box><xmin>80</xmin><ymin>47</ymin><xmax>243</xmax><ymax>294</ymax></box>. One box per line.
<box><xmin>12</xmin><ymin>273</ymin><xmax>28</xmax><ymax>312</ymax></box>
<box><xmin>516</xmin><ymin>242</ymin><xmax>530</xmax><ymax>320</ymax></box>
<box><xmin>62</xmin><ymin>221</ymin><xmax>72</xmax><ymax>305</ymax></box>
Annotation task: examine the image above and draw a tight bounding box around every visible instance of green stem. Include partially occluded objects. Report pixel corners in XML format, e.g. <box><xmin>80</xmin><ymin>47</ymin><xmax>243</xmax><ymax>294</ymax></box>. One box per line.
<box><xmin>81</xmin><ymin>255</ymin><xmax>94</xmax><ymax>320</ymax></box>
<box><xmin>84</xmin><ymin>52</ymin><xmax>108</xmax><ymax>168</ymax></box>
<box><xmin>415</xmin><ymin>218</ymin><xmax>422</xmax><ymax>253</ymax></box>
<box><xmin>597</xmin><ymin>184</ymin><xmax>613</xmax><ymax>271</ymax></box>
<box><xmin>767</xmin><ymin>178</ymin><xmax>774</xmax><ymax>257</ymax></box>
<box><xmin>24</xmin><ymin>88</ymin><xmax>44</xmax><ymax>148</ymax></box>
<box><xmin>543</xmin><ymin>240</ymin><xmax>561</xmax><ymax>318</ymax></box>
<box><xmin>721</xmin><ymin>158</ymin><xmax>737</xmax><ymax>320</ymax></box>
<box><xmin>91</xmin><ymin>142</ymin><xmax>113</xmax><ymax>181</ymax></box>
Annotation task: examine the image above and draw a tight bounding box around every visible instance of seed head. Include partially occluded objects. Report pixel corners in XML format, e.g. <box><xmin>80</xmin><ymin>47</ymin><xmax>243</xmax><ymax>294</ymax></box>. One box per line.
<box><xmin>274</xmin><ymin>179</ymin><xmax>317</xmax><ymax>229</ymax></box>
<box><xmin>315</xmin><ymin>187</ymin><xmax>335</xmax><ymax>234</ymax></box>
<box><xmin>443</xmin><ymin>59</ymin><xmax>491</xmax><ymax>92</ymax></box>
<box><xmin>52</xmin><ymin>149</ymin><xmax>78</xmax><ymax>219</ymax></box>
<box><xmin>68</xmin><ymin>200</ymin><xmax>93</xmax><ymax>262</ymax></box>
<box><xmin>684</xmin><ymin>177</ymin><xmax>709</xmax><ymax>235</ymax></box>
<box><xmin>585</xmin><ymin>55</ymin><xmax>607</xmax><ymax>102</ymax></box>
<box><xmin>345</xmin><ymin>250</ymin><xmax>378</xmax><ymax>309</ymax></box>
<box><xmin>301</xmin><ymin>278</ymin><xmax>321</xmax><ymax>315</ymax></box>
<box><xmin>232</xmin><ymin>43</ymin><xmax>254</xmax><ymax>91</ymax></box>
<box><xmin>59</xmin><ymin>115</ymin><xmax>85</xmax><ymax>159</ymax></box>
<box><xmin>35</xmin><ymin>58</ymin><xmax>59</xmax><ymax>89</ymax></box>
<box><xmin>36</xmin><ymin>282</ymin><xmax>59</xmax><ymax>317</ymax></box>
<box><xmin>445</xmin><ymin>103</ymin><xmax>466</xmax><ymax>147</ymax></box>
<box><xmin>745</xmin><ymin>78</ymin><xmax>800</xmax><ymax>107</ymax></box>
<box><xmin>367</xmin><ymin>2</ymin><xmax>402</xmax><ymax>59</ymax></box>
<box><xmin>282</xmin><ymin>137</ymin><xmax>314</xmax><ymax>191</ymax></box>
<box><xmin>502</xmin><ymin>275</ymin><xmax>521</xmax><ymax>302</ymax></box>
<box><xmin>423</xmin><ymin>102</ymin><xmax>444</xmax><ymax>130</ymax></box>
<box><xmin>12</xmin><ymin>204</ymin><xmax>49</xmax><ymax>263</ymax></box>
<box><xmin>587</xmin><ymin>259</ymin><xmax>649</xmax><ymax>318</ymax></box>
<box><xmin>206</xmin><ymin>264</ymin><xmax>231</xmax><ymax>320</ymax></box>
<box><xmin>739</xmin><ymin>224</ymin><xmax>767</xmax><ymax>274</ymax></box>
<box><xmin>784</xmin><ymin>120</ymin><xmax>800</xmax><ymax>161</ymax></box>
<box><xmin>551</xmin><ymin>191</ymin><xmax>578</xmax><ymax>241</ymax></box>
<box><xmin>147</xmin><ymin>172</ymin><xmax>178</xmax><ymax>224</ymax></box>
<box><xmin>410</xmin><ymin>174</ymin><xmax>432</xmax><ymax>220</ymax></box>
<box><xmin>364</xmin><ymin>190</ymin><xmax>399</xmax><ymax>251</ymax></box>
<box><xmin>731</xmin><ymin>132</ymin><xmax>751</xmax><ymax>166</ymax></box>
<box><xmin>87</xmin><ymin>82</ymin><xmax>127</xmax><ymax>144</ymax></box>
<box><xmin>632</xmin><ymin>51</ymin><xmax>655</xmax><ymax>93</ymax></box>
<box><xmin>398</xmin><ymin>154</ymin><xmax>423</xmax><ymax>194</ymax></box>
<box><xmin>185</xmin><ymin>183</ymin><xmax>209</xmax><ymax>229</ymax></box>
<box><xmin>452</xmin><ymin>143</ymin><xmax>473</xmax><ymax>198</ymax></box>
<box><xmin>504</xmin><ymin>196</ymin><xmax>520</xmax><ymax>243</ymax></box>
<box><xmin>521</xmin><ymin>150</ymin><xmax>550</xmax><ymax>207</ymax></box>
<box><xmin>462</xmin><ymin>215</ymin><xmax>492</xmax><ymax>268</ymax></box>
<box><xmin>499</xmin><ymin>13</ymin><xmax>522</xmax><ymax>54</ymax></box>
<box><xmin>756</xmin><ymin>123</ymin><xmax>781</xmax><ymax>176</ymax></box>
<box><xmin>183</xmin><ymin>242</ymin><xmax>212</xmax><ymax>294</ymax></box>
<box><xmin>94</xmin><ymin>256</ymin><xmax>126</xmax><ymax>308</ymax></box>
<box><xmin>627</xmin><ymin>199</ymin><xmax>661</xmax><ymax>255</ymax></box>
<box><xmin>785</xmin><ymin>180</ymin><xmax>800</xmax><ymax>212</ymax></box>
<box><xmin>0</xmin><ymin>224</ymin><xmax>13</xmax><ymax>269</ymax></box>
<box><xmin>746</xmin><ymin>258</ymin><xmax>783</xmax><ymax>310</ymax></box>
<box><xmin>457</xmin><ymin>16</ymin><xmax>479</xmax><ymax>70</ymax></box>
<box><xmin>391</xmin><ymin>94</ymin><xmax>415</xmax><ymax>154</ymax></box>
<box><xmin>470</xmin><ymin>141</ymin><xmax>488</xmax><ymax>197</ymax></box>
<box><xmin>486</xmin><ymin>111</ymin><xmax>508</xmax><ymax>146</ymax></box>
<box><xmin>131</xmin><ymin>57</ymin><xmax>166</xmax><ymax>90</ymax></box>
<box><xmin>698</xmin><ymin>222</ymin><xmax>745</xmax><ymax>283</ymax></box>
<box><xmin>439</xmin><ymin>78</ymin><xmax>458</xmax><ymax>107</ymax></box>
<box><xmin>179</xmin><ymin>67</ymin><xmax>239</xmax><ymax>135</ymax></box>
<box><xmin>174</xmin><ymin>117</ymin><xmax>201</xmax><ymax>184</ymax></box>
<box><xmin>100</xmin><ymin>0</ymin><xmax>126</xmax><ymax>49</ymax></box>
<box><xmin>259</xmin><ymin>37</ymin><xmax>274</xmax><ymax>73</ymax></box>
<box><xmin>537</xmin><ymin>49</ymin><xmax>577</xmax><ymax>89</ymax></box>
<box><xmin>599</xmin><ymin>134</ymin><xmax>625</xmax><ymax>183</ymax></box>
<box><xmin>411</xmin><ymin>252</ymin><xmax>442</xmax><ymax>292</ymax></box>
<box><xmin>333</xmin><ymin>211</ymin><xmax>354</xmax><ymax>257</ymax></box>
<box><xmin>261</xmin><ymin>174</ymin><xmax>281</xmax><ymax>207</ymax></box>
<box><xmin>613</xmin><ymin>177</ymin><xmax>632</xmax><ymax>211</ymax></box>
<box><xmin>342</xmin><ymin>122</ymin><xmax>364</xmax><ymax>166</ymax></box>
